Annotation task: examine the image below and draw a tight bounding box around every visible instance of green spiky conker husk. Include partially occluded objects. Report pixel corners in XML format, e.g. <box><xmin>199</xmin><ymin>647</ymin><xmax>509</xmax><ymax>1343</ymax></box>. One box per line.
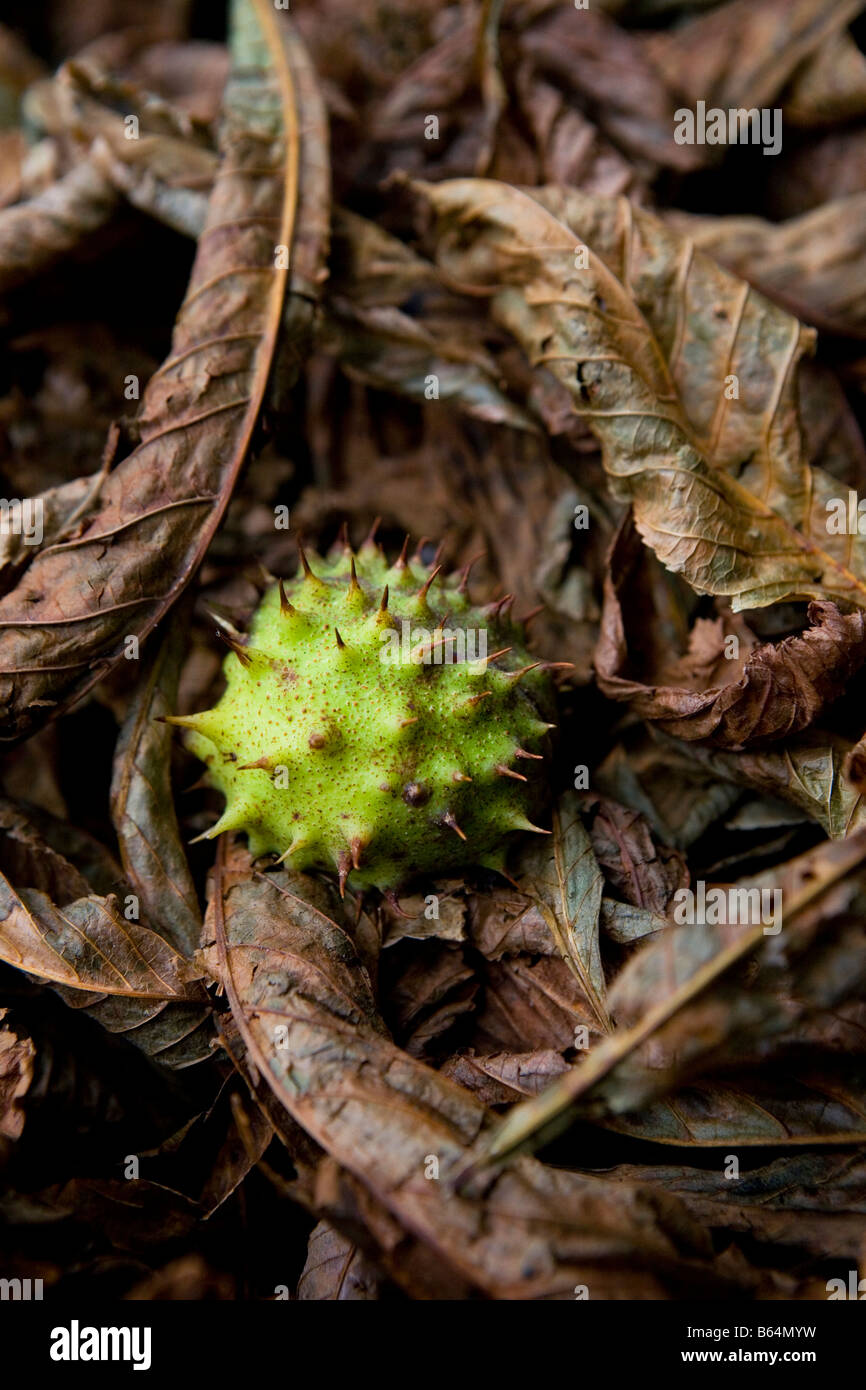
<box><xmin>177</xmin><ymin>536</ymin><xmax>556</xmax><ymax>893</ymax></box>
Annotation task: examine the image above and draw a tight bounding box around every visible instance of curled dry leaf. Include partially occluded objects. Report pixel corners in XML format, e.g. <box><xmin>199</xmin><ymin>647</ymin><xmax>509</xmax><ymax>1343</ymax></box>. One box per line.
<box><xmin>596</xmin><ymin>517</ymin><xmax>866</xmax><ymax>747</ymax></box>
<box><xmin>470</xmin><ymin>954</ymin><xmax>598</xmax><ymax>1055</ymax></box>
<box><xmin>321</xmin><ymin>207</ymin><xmax>538</xmax><ymax>431</ymax></box>
<box><xmin>0</xmin><ymin>159</ymin><xmax>118</xmax><ymax>295</ymax></box>
<box><xmin>669</xmin><ymin>732</ymin><xmax>866</xmax><ymax>838</ymax></box>
<box><xmin>845</xmin><ymin>731</ymin><xmax>866</xmax><ymax>794</ymax></box>
<box><xmin>0</xmin><ymin>800</ymin><xmax>212</xmax><ymax>1067</ymax></box>
<box><xmin>0</xmin><ymin>870</ymin><xmax>204</xmax><ymax>1001</ymax></box>
<box><xmin>644</xmin><ymin>0</ymin><xmax>861</xmax><ymax>117</ymax></box>
<box><xmin>601</xmin><ymin>899</ymin><xmax>670</xmax><ymax>945</ymax></box>
<box><xmin>297</xmin><ymin>1221</ymin><xmax>382</xmax><ymax>1300</ymax></box>
<box><xmin>382</xmin><ymin>941</ymin><xmax>477</xmax><ymax>1059</ymax></box>
<box><xmin>597</xmin><ymin>732</ymin><xmax>827</xmax><ymax>852</ymax></box>
<box><xmin>35</xmin><ymin>1079</ymin><xmax>274</xmax><ymax>1247</ymax></box>
<box><xmin>110</xmin><ymin>610</ymin><xmax>202</xmax><ymax>959</ymax></box>
<box><xmin>582</xmin><ymin>792</ymin><xmax>688</xmax><ymax>916</ymax></box>
<box><xmin>666</xmin><ymin>197</ymin><xmax>866</xmax><ymax>340</ymax></box>
<box><xmin>0</xmin><ymin>797</ymin><xmax>128</xmax><ymax>897</ymax></box>
<box><xmin>475</xmin><ymin>831</ymin><xmax>866</xmax><ymax>1164</ymax></box>
<box><xmin>513</xmin><ymin>65</ymin><xmax>642</xmax><ymax>201</ymax></box>
<box><xmin>33</xmin><ymin>55</ymin><xmax>218</xmax><ymax>237</ymax></box>
<box><xmin>441</xmin><ymin>1048</ymin><xmax>570</xmax><ymax>1104</ymax></box>
<box><xmin>605</xmin><ymin>1069</ymin><xmax>866</xmax><ymax>1149</ymax></box>
<box><xmin>207</xmin><ymin>842</ymin><xmax>735</xmax><ymax>1299</ymax></box>
<box><xmin>419</xmin><ymin>178</ymin><xmax>866</xmax><ymax>614</ymax></box>
<box><xmin>0</xmin><ymin>1010</ymin><xmax>34</xmax><ymax>1144</ymax></box>
<box><xmin>368</xmin><ymin>9</ymin><xmax>493</xmax><ymax>183</ymax></box>
<box><xmin>55</xmin><ymin>56</ymin><xmax>216</xmax><ymax>150</ymax></box>
<box><xmin>609</xmin><ymin>1151</ymin><xmax>866</xmax><ymax>1261</ymax></box>
<box><xmin>0</xmin><ymin>0</ymin><xmax>329</xmax><ymax>743</ymax></box>
<box><xmin>329</xmin><ymin>207</ymin><xmax>440</xmax><ymax>308</ymax></box>
<box><xmin>0</xmin><ymin>471</ymin><xmax>108</xmax><ymax>582</ymax></box>
<box><xmin>322</xmin><ymin>297</ymin><xmax>538</xmax><ymax>433</ymax></box>
<box><xmin>468</xmin><ymin>882</ymin><xmax>554</xmax><ymax>959</ymax></box>
<box><xmin>783</xmin><ymin>25</ymin><xmax>866</xmax><ymax>128</ymax></box>
<box><xmin>90</xmin><ymin>132</ymin><xmax>215</xmax><ymax>241</ymax></box>
<box><xmin>0</xmin><ymin>797</ymin><xmax>95</xmax><ymax>903</ymax></box>
<box><xmin>380</xmin><ymin>888</ymin><xmax>466</xmax><ymax>947</ymax></box>
<box><xmin>517</xmin><ymin>791</ymin><xmax>610</xmax><ymax>1030</ymax></box>
<box><xmin>519</xmin><ymin>4</ymin><xmax>703</xmax><ymax>175</ymax></box>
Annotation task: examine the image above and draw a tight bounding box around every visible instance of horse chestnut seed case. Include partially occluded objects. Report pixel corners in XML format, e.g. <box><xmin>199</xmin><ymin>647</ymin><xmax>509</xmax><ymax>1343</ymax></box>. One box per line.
<box><xmin>170</xmin><ymin>529</ymin><xmax>564</xmax><ymax>902</ymax></box>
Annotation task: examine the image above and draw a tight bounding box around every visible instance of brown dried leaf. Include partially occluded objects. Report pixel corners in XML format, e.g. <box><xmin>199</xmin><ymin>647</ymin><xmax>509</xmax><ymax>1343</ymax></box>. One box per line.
<box><xmin>601</xmin><ymin>899</ymin><xmax>670</xmax><ymax>945</ymax></box>
<box><xmin>582</xmin><ymin>793</ymin><xmax>688</xmax><ymax>916</ymax></box>
<box><xmin>206</xmin><ymin>844</ymin><xmax>732</xmax><ymax>1299</ymax></box>
<box><xmin>610</xmin><ymin>1151</ymin><xmax>866</xmax><ymax>1261</ymax></box>
<box><xmin>605</xmin><ymin>1069</ymin><xmax>866</xmax><ymax>1148</ymax></box>
<box><xmin>0</xmin><ymin>2</ymin><xmax>329</xmax><ymax>742</ymax></box>
<box><xmin>382</xmin><ymin>941</ymin><xmax>477</xmax><ymax>1059</ymax></box>
<box><xmin>471</xmin><ymin>954</ymin><xmax>596</xmax><ymax>1054</ymax></box>
<box><xmin>477</xmin><ymin>832</ymin><xmax>866</xmax><ymax>1163</ymax></box>
<box><xmin>596</xmin><ymin>517</ymin><xmax>866</xmax><ymax>747</ymax></box>
<box><xmin>0</xmin><ymin>1010</ymin><xmax>34</xmax><ymax>1144</ymax></box>
<box><xmin>110</xmin><ymin>609</ymin><xmax>202</xmax><ymax>959</ymax></box>
<box><xmin>41</xmin><ymin>56</ymin><xmax>218</xmax><ymax>236</ymax></box>
<box><xmin>0</xmin><ymin>871</ymin><xmax>204</xmax><ymax>1000</ymax></box>
<box><xmin>784</xmin><ymin>26</ymin><xmax>866</xmax><ymax>127</ymax></box>
<box><xmin>0</xmin><ymin>471</ymin><xmax>107</xmax><ymax>583</ymax></box>
<box><xmin>667</xmin><ymin>732</ymin><xmax>866</xmax><ymax>838</ymax></box>
<box><xmin>516</xmin><ymin>791</ymin><xmax>610</xmax><ymax>1030</ymax></box>
<box><xmin>297</xmin><ymin>1221</ymin><xmax>382</xmax><ymax>1300</ymax></box>
<box><xmin>420</xmin><ymin>178</ymin><xmax>866</xmax><ymax>613</ymax></box>
<box><xmin>0</xmin><ymin>798</ymin><xmax>94</xmax><ymax>903</ymax></box>
<box><xmin>519</xmin><ymin>5</ymin><xmax>702</xmax><ymax>174</ymax></box>
<box><xmin>513</xmin><ymin>66</ymin><xmax>642</xmax><ymax>199</ymax></box>
<box><xmin>323</xmin><ymin>299</ymin><xmax>537</xmax><ymax>432</ymax></box>
<box><xmin>0</xmin><ymin>797</ymin><xmax>211</xmax><ymax>1066</ymax></box>
<box><xmin>468</xmin><ymin>883</ymin><xmax>554</xmax><ymax>959</ymax></box>
<box><xmin>645</xmin><ymin>0</ymin><xmax>861</xmax><ymax>116</ymax></box>
<box><xmin>0</xmin><ymin>159</ymin><xmax>118</xmax><ymax>295</ymax></box>
<box><xmin>323</xmin><ymin>208</ymin><xmax>537</xmax><ymax>431</ymax></box>
<box><xmin>381</xmin><ymin>888</ymin><xmax>467</xmax><ymax>947</ymax></box>
<box><xmin>666</xmin><ymin>198</ymin><xmax>866</xmax><ymax>340</ymax></box>
<box><xmin>442</xmin><ymin>1048</ymin><xmax>570</xmax><ymax>1104</ymax></box>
